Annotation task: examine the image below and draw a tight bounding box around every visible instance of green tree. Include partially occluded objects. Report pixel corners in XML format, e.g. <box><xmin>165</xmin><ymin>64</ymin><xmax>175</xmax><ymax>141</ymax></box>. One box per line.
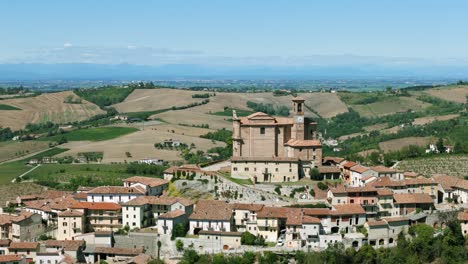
<box><xmin>175</xmin><ymin>239</ymin><xmax>184</xmax><ymax>252</ymax></box>
<box><xmin>436</xmin><ymin>137</ymin><xmax>445</xmax><ymax>153</ymax></box>
<box><xmin>240</xmin><ymin>231</ymin><xmax>256</xmax><ymax>245</ymax></box>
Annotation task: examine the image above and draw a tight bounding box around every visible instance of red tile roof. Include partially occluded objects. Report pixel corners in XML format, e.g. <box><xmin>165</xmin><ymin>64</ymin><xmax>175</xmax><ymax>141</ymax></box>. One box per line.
<box><xmin>350</xmin><ymin>165</ymin><xmax>371</xmax><ymax>174</ymax></box>
<box><xmin>43</xmin><ymin>240</ymin><xmax>85</xmax><ymax>251</ymax></box>
<box><xmin>323</xmin><ymin>156</ymin><xmax>345</xmax><ymax>164</ymax></box>
<box><xmin>342</xmin><ymin>161</ymin><xmax>358</xmax><ymax>169</ymax></box>
<box><xmin>123</xmin><ymin>176</ymin><xmax>168</xmax><ymax>187</ymax></box>
<box><xmin>285</xmin><ymin>139</ymin><xmax>322</xmax><ymax>147</ymax></box>
<box><xmin>8</xmin><ymin>242</ymin><xmax>38</xmax><ymax>250</ymax></box>
<box><xmin>0</xmin><ymin>255</ymin><xmax>23</xmax><ymax>262</ymax></box>
<box><xmin>302</xmin><ymin>215</ymin><xmax>321</xmax><ymax>224</ymax></box>
<box><xmin>189</xmin><ymin>200</ymin><xmax>233</xmax><ymax>221</ymax></box>
<box><xmin>123</xmin><ymin>196</ymin><xmax>193</xmax><ymax>207</ymax></box>
<box><xmin>376</xmin><ymin>188</ymin><xmax>393</xmax><ymax>196</ymax></box>
<box><xmin>366</xmin><ymin>220</ymin><xmax>387</xmax><ymax>227</ymax></box>
<box><xmin>58</xmin><ymin>209</ymin><xmax>84</xmax><ymax>217</ymax></box>
<box><xmin>71</xmin><ymin>202</ymin><xmax>121</xmax><ymax>211</ymax></box>
<box><xmin>0</xmin><ymin>240</ymin><xmax>10</xmax><ymax>247</ymax></box>
<box><xmin>232</xmin><ymin>203</ymin><xmax>264</xmax><ymax>212</ymax></box>
<box><xmin>458</xmin><ymin>211</ymin><xmax>468</xmax><ymax>221</ymax></box>
<box><xmin>393</xmin><ymin>193</ymin><xmax>433</xmax><ymax>204</ymax></box>
<box><xmin>88</xmin><ymin>186</ymin><xmax>145</xmax><ymax>195</ymax></box>
<box><xmin>158</xmin><ymin>210</ymin><xmax>185</xmax><ymax>219</ymax></box>
<box><xmin>317</xmin><ymin>166</ymin><xmax>341</xmax><ymax>174</ymax></box>
<box><xmin>332</xmin><ymin>204</ymin><xmax>366</xmax><ymax>215</ymax></box>
<box><xmin>370</xmin><ymin>166</ymin><xmax>396</xmax><ymax>173</ymax></box>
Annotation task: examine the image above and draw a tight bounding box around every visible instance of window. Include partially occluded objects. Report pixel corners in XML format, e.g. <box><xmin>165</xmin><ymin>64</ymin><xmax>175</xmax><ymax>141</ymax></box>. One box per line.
<box><xmin>275</xmin><ymin>168</ymin><xmax>279</xmax><ymax>172</ymax></box>
<box><xmin>245</xmin><ymin>167</ymin><xmax>249</xmax><ymax>172</ymax></box>
<box><xmin>298</xmin><ymin>103</ymin><xmax>302</xmax><ymax>112</ymax></box>
<box><xmin>233</xmin><ymin>167</ymin><xmax>238</xmax><ymax>171</ymax></box>
<box><xmin>260</xmin><ymin>127</ymin><xmax>265</xmax><ymax>134</ymax></box>
<box><xmin>63</xmin><ymin>222</ymin><xmax>67</xmax><ymax>226</ymax></box>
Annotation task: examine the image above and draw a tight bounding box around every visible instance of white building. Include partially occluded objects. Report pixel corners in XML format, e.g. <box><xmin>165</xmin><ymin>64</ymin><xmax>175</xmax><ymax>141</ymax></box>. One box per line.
<box><xmin>156</xmin><ymin>210</ymin><xmax>187</xmax><ymax>236</ymax></box>
<box><xmin>86</xmin><ymin>186</ymin><xmax>145</xmax><ymax>204</ymax></box>
<box><xmin>122</xmin><ymin>176</ymin><xmax>169</xmax><ymax>196</ymax></box>
<box><xmin>189</xmin><ymin>200</ymin><xmax>233</xmax><ymax>235</ymax></box>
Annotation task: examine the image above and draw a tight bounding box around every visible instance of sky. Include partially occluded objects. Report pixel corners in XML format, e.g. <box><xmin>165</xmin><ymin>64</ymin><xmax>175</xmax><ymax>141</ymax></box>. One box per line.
<box><xmin>1</xmin><ymin>0</ymin><xmax>468</xmax><ymax>66</ymax></box>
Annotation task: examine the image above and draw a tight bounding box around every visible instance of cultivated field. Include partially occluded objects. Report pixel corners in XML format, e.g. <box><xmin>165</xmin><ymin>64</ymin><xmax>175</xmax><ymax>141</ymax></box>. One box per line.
<box><xmin>412</xmin><ymin>114</ymin><xmax>459</xmax><ymax>126</ymax></box>
<box><xmin>424</xmin><ymin>85</ymin><xmax>468</xmax><ymax>103</ymax></box>
<box><xmin>115</xmin><ymin>89</ymin><xmax>347</xmax><ymax>123</ymax></box>
<box><xmin>112</xmin><ymin>88</ymin><xmax>205</xmax><ymax>113</ymax></box>
<box><xmin>57</xmin><ymin>125</ymin><xmax>225</xmax><ymax>163</ymax></box>
<box><xmin>38</xmin><ymin>126</ymin><xmax>138</xmax><ymax>142</ymax></box>
<box><xmin>0</xmin><ymin>91</ymin><xmax>104</xmax><ymax>130</ymax></box>
<box><xmin>0</xmin><ymin>141</ymin><xmax>50</xmax><ymax>163</ymax></box>
<box><xmin>350</xmin><ymin>96</ymin><xmax>431</xmax><ymax>117</ymax></box>
<box><xmin>378</xmin><ymin>137</ymin><xmax>433</xmax><ymax>153</ymax></box>
<box><xmin>396</xmin><ymin>154</ymin><xmax>468</xmax><ymax>178</ymax></box>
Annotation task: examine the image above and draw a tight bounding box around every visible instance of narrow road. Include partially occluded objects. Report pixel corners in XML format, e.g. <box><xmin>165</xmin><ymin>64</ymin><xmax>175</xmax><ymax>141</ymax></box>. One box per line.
<box><xmin>12</xmin><ymin>164</ymin><xmax>41</xmax><ymax>183</ymax></box>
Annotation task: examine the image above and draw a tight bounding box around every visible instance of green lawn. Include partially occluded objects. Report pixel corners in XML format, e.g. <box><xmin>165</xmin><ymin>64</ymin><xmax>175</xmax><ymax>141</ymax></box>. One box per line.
<box><xmin>38</xmin><ymin>126</ymin><xmax>138</xmax><ymax>142</ymax></box>
<box><xmin>220</xmin><ymin>173</ymin><xmax>253</xmax><ymax>185</ymax></box>
<box><xmin>0</xmin><ymin>104</ymin><xmax>21</xmax><ymax>110</ymax></box>
<box><xmin>211</xmin><ymin>108</ymin><xmax>255</xmax><ymax>117</ymax></box>
<box><xmin>0</xmin><ymin>148</ymin><xmax>69</xmax><ymax>184</ymax></box>
<box><xmin>28</xmin><ymin>164</ymin><xmax>132</xmax><ymax>183</ymax></box>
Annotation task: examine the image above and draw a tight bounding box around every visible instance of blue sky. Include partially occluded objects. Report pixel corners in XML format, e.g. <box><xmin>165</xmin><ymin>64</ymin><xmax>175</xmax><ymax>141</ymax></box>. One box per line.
<box><xmin>1</xmin><ymin>0</ymin><xmax>468</xmax><ymax>65</ymax></box>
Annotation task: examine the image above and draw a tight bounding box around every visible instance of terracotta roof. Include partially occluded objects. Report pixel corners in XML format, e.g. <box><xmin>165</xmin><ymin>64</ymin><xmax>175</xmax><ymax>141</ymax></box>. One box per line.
<box><xmin>163</xmin><ymin>166</ymin><xmax>178</xmax><ymax>174</ymax></box>
<box><xmin>128</xmin><ymin>254</ymin><xmax>152</xmax><ymax>264</ymax></box>
<box><xmin>403</xmin><ymin>172</ymin><xmax>419</xmax><ymax>178</ymax></box>
<box><xmin>123</xmin><ymin>196</ymin><xmax>193</xmax><ymax>207</ymax></box>
<box><xmin>43</xmin><ymin>240</ymin><xmax>85</xmax><ymax>251</ymax></box>
<box><xmin>8</xmin><ymin>242</ymin><xmax>38</xmax><ymax>250</ymax></box>
<box><xmin>342</xmin><ymin>161</ymin><xmax>358</xmax><ymax>169</ymax></box>
<box><xmin>292</xmin><ymin>96</ymin><xmax>305</xmax><ymax>101</ymax></box>
<box><xmin>158</xmin><ymin>210</ymin><xmax>185</xmax><ymax>219</ymax></box>
<box><xmin>302</xmin><ymin>215</ymin><xmax>321</xmax><ymax>224</ymax></box>
<box><xmin>72</xmin><ymin>193</ymin><xmax>87</xmax><ymax>200</ymax></box>
<box><xmin>393</xmin><ymin>193</ymin><xmax>433</xmax><ymax>204</ymax></box>
<box><xmin>323</xmin><ymin>156</ymin><xmax>345</xmax><ymax>164</ymax></box>
<box><xmin>302</xmin><ymin>208</ymin><xmax>332</xmax><ymax>216</ymax></box>
<box><xmin>58</xmin><ymin>209</ymin><xmax>84</xmax><ymax>217</ymax></box>
<box><xmin>0</xmin><ymin>240</ymin><xmax>10</xmax><ymax>247</ymax></box>
<box><xmin>88</xmin><ymin>186</ymin><xmax>145</xmax><ymax>195</ymax></box>
<box><xmin>23</xmin><ymin>196</ymin><xmax>77</xmax><ymax>212</ymax></box>
<box><xmin>370</xmin><ymin>166</ymin><xmax>396</xmax><ymax>173</ymax></box>
<box><xmin>366</xmin><ymin>220</ymin><xmax>387</xmax><ymax>227</ymax></box>
<box><xmin>317</xmin><ymin>166</ymin><xmax>341</xmax><ymax>174</ymax></box>
<box><xmin>285</xmin><ymin>139</ymin><xmax>322</xmax><ymax>147</ymax></box>
<box><xmin>458</xmin><ymin>211</ymin><xmax>468</xmax><ymax>221</ymax></box>
<box><xmin>285</xmin><ymin>208</ymin><xmax>303</xmax><ymax>226</ymax></box>
<box><xmin>369</xmin><ymin>176</ymin><xmax>406</xmax><ymax>188</ymax></box>
<box><xmin>0</xmin><ymin>255</ymin><xmax>23</xmax><ymax>262</ymax></box>
<box><xmin>123</xmin><ymin>176</ymin><xmax>168</xmax><ymax>187</ymax></box>
<box><xmin>350</xmin><ymin>165</ymin><xmax>371</xmax><ymax>174</ymax></box>
<box><xmin>332</xmin><ymin>204</ymin><xmax>366</xmax><ymax>215</ymax></box>
<box><xmin>382</xmin><ymin>216</ymin><xmax>409</xmax><ymax>223</ymax></box>
<box><xmin>376</xmin><ymin>188</ymin><xmax>393</xmax><ymax>196</ymax></box>
<box><xmin>189</xmin><ymin>200</ymin><xmax>233</xmax><ymax>221</ymax></box>
<box><xmin>232</xmin><ymin>203</ymin><xmax>264</xmax><ymax>212</ymax></box>
<box><xmin>239</xmin><ymin>112</ymin><xmax>294</xmax><ymax>126</ymax></box>
<box><xmin>404</xmin><ymin>178</ymin><xmax>436</xmax><ymax>186</ymax></box>
<box><xmin>362</xmin><ymin>175</ymin><xmax>376</xmax><ymax>182</ymax></box>
<box><xmin>231</xmin><ymin>156</ymin><xmax>299</xmax><ymax>162</ymax></box>
<box><xmin>257</xmin><ymin>207</ymin><xmax>292</xmax><ymax>219</ymax></box>
<box><xmin>433</xmin><ymin>174</ymin><xmax>468</xmax><ymax>191</ymax></box>
<box><xmin>71</xmin><ymin>202</ymin><xmax>121</xmax><ymax>211</ymax></box>
<box><xmin>94</xmin><ymin>247</ymin><xmax>143</xmax><ymax>256</ymax></box>
<box><xmin>329</xmin><ymin>185</ymin><xmax>377</xmax><ymax>195</ymax></box>
<box><xmin>0</xmin><ymin>211</ymin><xmax>36</xmax><ymax>226</ymax></box>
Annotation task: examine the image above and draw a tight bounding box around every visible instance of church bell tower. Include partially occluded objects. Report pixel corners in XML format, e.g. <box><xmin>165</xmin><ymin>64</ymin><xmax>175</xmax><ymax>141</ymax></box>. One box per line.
<box><xmin>291</xmin><ymin>97</ymin><xmax>305</xmax><ymax>140</ymax></box>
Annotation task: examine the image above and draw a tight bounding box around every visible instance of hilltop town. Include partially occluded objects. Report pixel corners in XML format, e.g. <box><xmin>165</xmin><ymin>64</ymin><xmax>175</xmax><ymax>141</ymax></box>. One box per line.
<box><xmin>0</xmin><ymin>96</ymin><xmax>466</xmax><ymax>264</ymax></box>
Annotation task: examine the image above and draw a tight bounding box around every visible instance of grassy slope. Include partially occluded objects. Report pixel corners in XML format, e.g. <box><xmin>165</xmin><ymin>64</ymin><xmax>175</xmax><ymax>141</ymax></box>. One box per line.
<box><xmin>0</xmin><ymin>148</ymin><xmax>69</xmax><ymax>184</ymax></box>
<box><xmin>38</xmin><ymin>126</ymin><xmax>138</xmax><ymax>142</ymax></box>
<box><xmin>0</xmin><ymin>104</ymin><xmax>21</xmax><ymax>110</ymax></box>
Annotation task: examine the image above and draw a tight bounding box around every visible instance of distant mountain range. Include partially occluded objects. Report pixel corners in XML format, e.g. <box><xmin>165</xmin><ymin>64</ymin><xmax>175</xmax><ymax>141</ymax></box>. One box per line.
<box><xmin>0</xmin><ymin>63</ymin><xmax>468</xmax><ymax>80</ymax></box>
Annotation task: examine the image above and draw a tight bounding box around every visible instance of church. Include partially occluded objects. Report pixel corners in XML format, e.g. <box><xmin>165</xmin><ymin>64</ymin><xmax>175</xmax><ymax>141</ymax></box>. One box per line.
<box><xmin>231</xmin><ymin>97</ymin><xmax>322</xmax><ymax>183</ymax></box>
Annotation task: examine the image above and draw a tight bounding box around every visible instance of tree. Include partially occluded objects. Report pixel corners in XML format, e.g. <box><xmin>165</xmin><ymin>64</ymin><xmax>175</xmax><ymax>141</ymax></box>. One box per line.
<box><xmin>175</xmin><ymin>239</ymin><xmax>184</xmax><ymax>252</ymax></box>
<box><xmin>157</xmin><ymin>240</ymin><xmax>162</xmax><ymax>260</ymax></box>
<box><xmin>436</xmin><ymin>137</ymin><xmax>445</xmax><ymax>153</ymax></box>
<box><xmin>309</xmin><ymin>167</ymin><xmax>321</xmax><ymax>180</ymax></box>
<box><xmin>172</xmin><ymin>223</ymin><xmax>187</xmax><ymax>239</ymax></box>
<box><xmin>241</xmin><ymin>231</ymin><xmax>256</xmax><ymax>245</ymax></box>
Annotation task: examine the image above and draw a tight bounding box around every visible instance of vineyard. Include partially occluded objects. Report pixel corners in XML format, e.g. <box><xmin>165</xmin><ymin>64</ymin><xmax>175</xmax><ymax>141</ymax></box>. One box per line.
<box><xmin>396</xmin><ymin>154</ymin><xmax>468</xmax><ymax>178</ymax></box>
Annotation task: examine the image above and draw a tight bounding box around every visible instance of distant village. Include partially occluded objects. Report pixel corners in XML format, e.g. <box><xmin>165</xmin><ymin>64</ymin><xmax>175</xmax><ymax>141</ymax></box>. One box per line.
<box><xmin>0</xmin><ymin>97</ymin><xmax>466</xmax><ymax>264</ymax></box>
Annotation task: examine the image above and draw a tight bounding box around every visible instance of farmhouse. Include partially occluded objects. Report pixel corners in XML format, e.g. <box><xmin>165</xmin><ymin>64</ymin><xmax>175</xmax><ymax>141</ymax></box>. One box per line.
<box><xmin>231</xmin><ymin>97</ymin><xmax>322</xmax><ymax>183</ymax></box>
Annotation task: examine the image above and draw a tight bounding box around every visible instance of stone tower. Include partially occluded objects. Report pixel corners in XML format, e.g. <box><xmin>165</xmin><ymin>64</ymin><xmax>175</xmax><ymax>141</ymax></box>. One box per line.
<box><xmin>291</xmin><ymin>97</ymin><xmax>305</xmax><ymax>140</ymax></box>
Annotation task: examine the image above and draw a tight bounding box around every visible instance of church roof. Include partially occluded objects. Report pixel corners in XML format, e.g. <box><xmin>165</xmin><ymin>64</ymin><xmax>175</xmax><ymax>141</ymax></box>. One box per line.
<box><xmin>285</xmin><ymin>139</ymin><xmax>321</xmax><ymax>147</ymax></box>
<box><xmin>239</xmin><ymin>112</ymin><xmax>293</xmax><ymax>125</ymax></box>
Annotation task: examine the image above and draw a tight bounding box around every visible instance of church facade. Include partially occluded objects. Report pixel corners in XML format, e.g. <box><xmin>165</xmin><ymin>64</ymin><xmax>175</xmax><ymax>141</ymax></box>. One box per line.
<box><xmin>231</xmin><ymin>97</ymin><xmax>322</xmax><ymax>183</ymax></box>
